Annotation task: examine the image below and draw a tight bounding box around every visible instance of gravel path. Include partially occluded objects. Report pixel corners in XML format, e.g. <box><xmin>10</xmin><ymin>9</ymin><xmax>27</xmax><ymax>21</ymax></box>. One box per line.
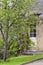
<box><xmin>25</xmin><ymin>59</ymin><xmax>43</xmax><ymax>65</ymax></box>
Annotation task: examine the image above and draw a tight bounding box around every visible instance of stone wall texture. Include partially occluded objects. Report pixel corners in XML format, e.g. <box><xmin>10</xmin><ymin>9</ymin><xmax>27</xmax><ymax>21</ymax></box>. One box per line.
<box><xmin>36</xmin><ymin>23</ymin><xmax>43</xmax><ymax>51</ymax></box>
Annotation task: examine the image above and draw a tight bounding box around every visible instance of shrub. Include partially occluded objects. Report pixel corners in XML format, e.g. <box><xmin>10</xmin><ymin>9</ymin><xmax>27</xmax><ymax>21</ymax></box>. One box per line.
<box><xmin>9</xmin><ymin>39</ymin><xmax>19</xmax><ymax>56</ymax></box>
<box><xmin>0</xmin><ymin>38</ymin><xmax>3</xmax><ymax>59</ymax></box>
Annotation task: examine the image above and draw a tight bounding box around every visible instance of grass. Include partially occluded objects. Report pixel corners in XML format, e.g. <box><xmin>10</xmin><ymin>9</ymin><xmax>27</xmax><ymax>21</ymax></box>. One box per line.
<box><xmin>0</xmin><ymin>54</ymin><xmax>43</xmax><ymax>65</ymax></box>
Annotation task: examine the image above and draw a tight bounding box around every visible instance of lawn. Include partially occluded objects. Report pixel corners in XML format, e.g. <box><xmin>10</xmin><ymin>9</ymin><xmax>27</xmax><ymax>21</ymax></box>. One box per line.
<box><xmin>0</xmin><ymin>54</ymin><xmax>43</xmax><ymax>65</ymax></box>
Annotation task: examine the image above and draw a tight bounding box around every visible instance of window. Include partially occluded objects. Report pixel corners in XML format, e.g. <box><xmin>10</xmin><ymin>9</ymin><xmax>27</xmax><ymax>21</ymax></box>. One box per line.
<box><xmin>30</xmin><ymin>29</ymin><xmax>36</xmax><ymax>37</ymax></box>
<box><xmin>30</xmin><ymin>24</ymin><xmax>36</xmax><ymax>37</ymax></box>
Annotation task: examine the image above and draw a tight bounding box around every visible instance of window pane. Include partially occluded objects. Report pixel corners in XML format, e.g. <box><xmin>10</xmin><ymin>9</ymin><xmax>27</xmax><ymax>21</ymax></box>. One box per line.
<box><xmin>30</xmin><ymin>29</ymin><xmax>36</xmax><ymax>37</ymax></box>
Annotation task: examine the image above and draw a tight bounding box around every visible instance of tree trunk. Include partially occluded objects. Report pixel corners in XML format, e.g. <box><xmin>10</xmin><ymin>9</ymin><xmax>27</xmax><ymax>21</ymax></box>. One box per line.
<box><xmin>3</xmin><ymin>41</ymin><xmax>8</xmax><ymax>61</ymax></box>
<box><xmin>3</xmin><ymin>21</ymin><xmax>9</xmax><ymax>61</ymax></box>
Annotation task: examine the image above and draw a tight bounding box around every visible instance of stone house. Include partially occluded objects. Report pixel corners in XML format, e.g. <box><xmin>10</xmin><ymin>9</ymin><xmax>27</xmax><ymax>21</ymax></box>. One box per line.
<box><xmin>30</xmin><ymin>0</ymin><xmax>43</xmax><ymax>51</ymax></box>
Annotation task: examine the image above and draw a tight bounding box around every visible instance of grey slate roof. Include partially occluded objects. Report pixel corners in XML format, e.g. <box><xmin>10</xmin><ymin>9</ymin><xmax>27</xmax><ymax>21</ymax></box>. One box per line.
<box><xmin>33</xmin><ymin>0</ymin><xmax>43</xmax><ymax>19</ymax></box>
<box><xmin>35</xmin><ymin>0</ymin><xmax>43</xmax><ymax>11</ymax></box>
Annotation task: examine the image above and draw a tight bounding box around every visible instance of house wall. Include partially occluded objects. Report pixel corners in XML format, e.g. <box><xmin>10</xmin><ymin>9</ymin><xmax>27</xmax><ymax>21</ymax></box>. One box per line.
<box><xmin>30</xmin><ymin>37</ymin><xmax>37</xmax><ymax>45</ymax></box>
<box><xmin>36</xmin><ymin>22</ymin><xmax>43</xmax><ymax>51</ymax></box>
<box><xmin>30</xmin><ymin>37</ymin><xmax>38</xmax><ymax>50</ymax></box>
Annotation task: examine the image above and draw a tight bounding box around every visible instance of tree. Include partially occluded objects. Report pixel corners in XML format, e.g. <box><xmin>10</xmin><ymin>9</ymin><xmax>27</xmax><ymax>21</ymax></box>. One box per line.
<box><xmin>0</xmin><ymin>0</ymin><xmax>35</xmax><ymax>61</ymax></box>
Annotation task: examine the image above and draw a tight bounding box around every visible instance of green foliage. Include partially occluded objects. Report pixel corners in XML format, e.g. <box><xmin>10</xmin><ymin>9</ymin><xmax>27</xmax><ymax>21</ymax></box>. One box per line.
<box><xmin>0</xmin><ymin>0</ymin><xmax>38</xmax><ymax>59</ymax></box>
<box><xmin>9</xmin><ymin>39</ymin><xmax>19</xmax><ymax>56</ymax></box>
<box><xmin>19</xmin><ymin>34</ymin><xmax>34</xmax><ymax>52</ymax></box>
<box><xmin>0</xmin><ymin>39</ymin><xmax>4</xmax><ymax>59</ymax></box>
<box><xmin>0</xmin><ymin>38</ymin><xmax>3</xmax><ymax>48</ymax></box>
